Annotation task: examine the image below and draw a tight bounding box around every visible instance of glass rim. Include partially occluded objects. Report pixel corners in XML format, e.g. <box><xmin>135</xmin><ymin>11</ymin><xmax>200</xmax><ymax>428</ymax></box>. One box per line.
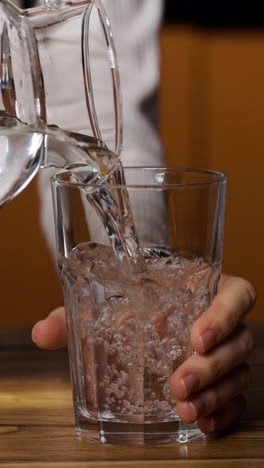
<box><xmin>51</xmin><ymin>166</ymin><xmax>227</xmax><ymax>190</ymax></box>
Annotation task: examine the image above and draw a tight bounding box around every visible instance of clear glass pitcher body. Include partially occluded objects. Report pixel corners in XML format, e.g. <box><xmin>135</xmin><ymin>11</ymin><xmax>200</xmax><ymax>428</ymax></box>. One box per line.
<box><xmin>0</xmin><ymin>0</ymin><xmax>122</xmax><ymax>206</ymax></box>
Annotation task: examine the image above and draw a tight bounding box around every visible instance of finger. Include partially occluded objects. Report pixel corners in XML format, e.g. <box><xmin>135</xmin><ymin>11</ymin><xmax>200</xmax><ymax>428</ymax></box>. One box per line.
<box><xmin>191</xmin><ymin>275</ymin><xmax>256</xmax><ymax>354</ymax></box>
<box><xmin>176</xmin><ymin>363</ymin><xmax>251</xmax><ymax>424</ymax></box>
<box><xmin>197</xmin><ymin>394</ymin><xmax>247</xmax><ymax>435</ymax></box>
<box><xmin>32</xmin><ymin>307</ymin><xmax>67</xmax><ymax>350</ymax></box>
<box><xmin>170</xmin><ymin>323</ymin><xmax>254</xmax><ymax>400</ymax></box>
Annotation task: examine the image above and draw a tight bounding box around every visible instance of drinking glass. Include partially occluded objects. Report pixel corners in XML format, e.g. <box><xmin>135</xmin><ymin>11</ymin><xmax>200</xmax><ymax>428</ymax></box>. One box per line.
<box><xmin>51</xmin><ymin>166</ymin><xmax>227</xmax><ymax>445</ymax></box>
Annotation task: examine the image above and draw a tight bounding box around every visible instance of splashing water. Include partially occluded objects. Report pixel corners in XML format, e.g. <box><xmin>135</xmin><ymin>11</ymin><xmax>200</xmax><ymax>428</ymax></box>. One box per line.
<box><xmin>60</xmin><ymin>242</ymin><xmax>220</xmax><ymax>424</ymax></box>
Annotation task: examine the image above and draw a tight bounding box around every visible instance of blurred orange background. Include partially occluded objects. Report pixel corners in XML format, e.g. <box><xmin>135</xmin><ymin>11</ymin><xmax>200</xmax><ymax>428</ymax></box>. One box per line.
<box><xmin>0</xmin><ymin>25</ymin><xmax>263</xmax><ymax>326</ymax></box>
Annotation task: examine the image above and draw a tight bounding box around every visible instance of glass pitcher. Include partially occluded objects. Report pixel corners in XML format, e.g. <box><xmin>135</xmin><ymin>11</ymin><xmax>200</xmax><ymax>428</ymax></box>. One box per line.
<box><xmin>0</xmin><ymin>0</ymin><xmax>122</xmax><ymax>206</ymax></box>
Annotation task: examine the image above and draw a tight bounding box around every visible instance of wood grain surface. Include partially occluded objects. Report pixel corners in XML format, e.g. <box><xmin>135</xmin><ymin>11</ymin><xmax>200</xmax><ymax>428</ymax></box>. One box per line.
<box><xmin>0</xmin><ymin>325</ymin><xmax>263</xmax><ymax>467</ymax></box>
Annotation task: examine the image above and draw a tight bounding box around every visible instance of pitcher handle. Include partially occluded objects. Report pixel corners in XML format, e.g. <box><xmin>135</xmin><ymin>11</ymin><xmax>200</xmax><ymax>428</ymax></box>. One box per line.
<box><xmin>82</xmin><ymin>0</ymin><xmax>122</xmax><ymax>156</ymax></box>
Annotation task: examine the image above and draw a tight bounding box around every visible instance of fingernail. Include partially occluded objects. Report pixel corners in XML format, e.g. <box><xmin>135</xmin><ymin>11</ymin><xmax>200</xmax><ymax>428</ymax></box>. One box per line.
<box><xmin>206</xmin><ymin>417</ymin><xmax>215</xmax><ymax>433</ymax></box>
<box><xmin>188</xmin><ymin>397</ymin><xmax>207</xmax><ymax>420</ymax></box>
<box><xmin>31</xmin><ymin>321</ymin><xmax>45</xmax><ymax>344</ymax></box>
<box><xmin>181</xmin><ymin>374</ymin><xmax>200</xmax><ymax>398</ymax></box>
<box><xmin>200</xmin><ymin>329</ymin><xmax>217</xmax><ymax>352</ymax></box>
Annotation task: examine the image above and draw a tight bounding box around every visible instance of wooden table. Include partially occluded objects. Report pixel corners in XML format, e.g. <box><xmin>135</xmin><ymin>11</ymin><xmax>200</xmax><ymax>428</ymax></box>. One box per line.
<box><xmin>0</xmin><ymin>325</ymin><xmax>263</xmax><ymax>468</ymax></box>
